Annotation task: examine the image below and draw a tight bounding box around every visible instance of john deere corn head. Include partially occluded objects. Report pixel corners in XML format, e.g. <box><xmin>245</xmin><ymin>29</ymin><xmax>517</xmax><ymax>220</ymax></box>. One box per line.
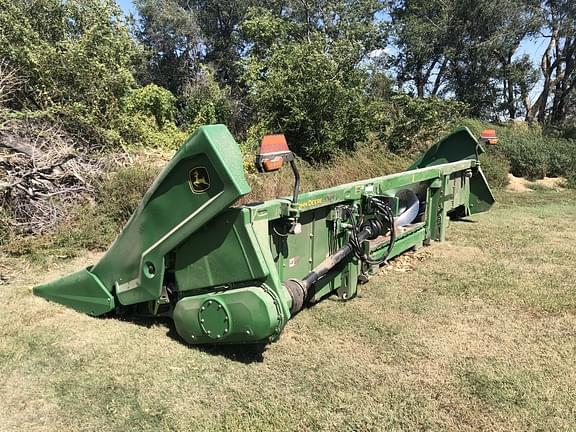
<box><xmin>34</xmin><ymin>125</ymin><xmax>496</xmax><ymax>345</ymax></box>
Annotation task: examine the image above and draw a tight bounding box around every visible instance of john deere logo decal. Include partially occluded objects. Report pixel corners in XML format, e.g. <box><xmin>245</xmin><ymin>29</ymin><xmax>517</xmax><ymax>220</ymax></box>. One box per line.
<box><xmin>189</xmin><ymin>167</ymin><xmax>210</xmax><ymax>193</ymax></box>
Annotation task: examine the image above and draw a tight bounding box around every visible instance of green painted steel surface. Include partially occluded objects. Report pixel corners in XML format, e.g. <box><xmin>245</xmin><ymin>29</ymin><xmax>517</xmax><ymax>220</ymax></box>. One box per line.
<box><xmin>173</xmin><ymin>208</ymin><xmax>269</xmax><ymax>292</ymax></box>
<box><xmin>33</xmin><ymin>267</ymin><xmax>114</xmax><ymax>315</ymax></box>
<box><xmin>33</xmin><ymin>125</ymin><xmax>495</xmax><ymax>346</ymax></box>
<box><xmin>92</xmin><ymin>125</ymin><xmax>250</xmax><ymax>306</ymax></box>
<box><xmin>409</xmin><ymin>126</ymin><xmax>495</xmax><ymax>216</ymax></box>
<box><xmin>409</xmin><ymin>127</ymin><xmax>481</xmax><ymax>168</ymax></box>
<box><xmin>173</xmin><ymin>286</ymin><xmax>284</xmax><ymax>344</ymax></box>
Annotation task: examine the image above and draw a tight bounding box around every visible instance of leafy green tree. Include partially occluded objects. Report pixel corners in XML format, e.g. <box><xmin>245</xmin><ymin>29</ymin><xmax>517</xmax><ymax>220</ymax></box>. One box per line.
<box><xmin>389</xmin><ymin>0</ymin><xmax>541</xmax><ymax>119</ymax></box>
<box><xmin>241</xmin><ymin>2</ymin><xmax>386</xmax><ymax>159</ymax></box>
<box><xmin>244</xmin><ymin>40</ymin><xmax>373</xmax><ymax>160</ymax></box>
<box><xmin>389</xmin><ymin>0</ymin><xmax>453</xmax><ymax>97</ymax></box>
<box><xmin>134</xmin><ymin>0</ymin><xmax>242</xmax><ymax>132</ymax></box>
<box><xmin>528</xmin><ymin>0</ymin><xmax>576</xmax><ymax>124</ymax></box>
<box><xmin>134</xmin><ymin>0</ymin><xmax>201</xmax><ymax>93</ymax></box>
<box><xmin>503</xmin><ymin>55</ymin><xmax>540</xmax><ymax>120</ymax></box>
<box><xmin>185</xmin><ymin>0</ymin><xmax>258</xmax><ymax>89</ymax></box>
<box><xmin>447</xmin><ymin>0</ymin><xmax>540</xmax><ymax>118</ymax></box>
<box><xmin>384</xmin><ymin>94</ymin><xmax>468</xmax><ymax>152</ymax></box>
<box><xmin>0</xmin><ymin>0</ymin><xmax>142</xmax><ymax>144</ymax></box>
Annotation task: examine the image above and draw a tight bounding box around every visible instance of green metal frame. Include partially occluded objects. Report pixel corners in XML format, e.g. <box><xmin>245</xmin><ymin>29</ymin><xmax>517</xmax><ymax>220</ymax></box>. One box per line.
<box><xmin>34</xmin><ymin>125</ymin><xmax>495</xmax><ymax>346</ymax></box>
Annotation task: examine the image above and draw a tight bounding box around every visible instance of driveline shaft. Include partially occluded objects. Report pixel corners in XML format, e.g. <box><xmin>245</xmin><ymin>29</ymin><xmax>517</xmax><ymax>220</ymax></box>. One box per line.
<box><xmin>284</xmin><ymin>219</ymin><xmax>385</xmax><ymax>314</ymax></box>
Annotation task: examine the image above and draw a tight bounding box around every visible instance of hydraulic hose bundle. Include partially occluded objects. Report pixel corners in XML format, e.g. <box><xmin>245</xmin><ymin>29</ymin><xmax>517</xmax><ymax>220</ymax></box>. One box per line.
<box><xmin>346</xmin><ymin>197</ymin><xmax>396</xmax><ymax>267</ymax></box>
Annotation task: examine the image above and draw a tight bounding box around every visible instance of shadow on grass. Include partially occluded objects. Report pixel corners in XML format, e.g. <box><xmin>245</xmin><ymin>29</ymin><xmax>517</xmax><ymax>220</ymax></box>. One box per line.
<box><xmin>107</xmin><ymin>314</ymin><xmax>266</xmax><ymax>364</ymax></box>
<box><xmin>451</xmin><ymin>218</ymin><xmax>478</xmax><ymax>223</ymax></box>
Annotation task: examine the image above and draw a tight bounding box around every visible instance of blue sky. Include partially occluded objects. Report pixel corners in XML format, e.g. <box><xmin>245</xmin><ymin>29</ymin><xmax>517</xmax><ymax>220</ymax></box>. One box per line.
<box><xmin>117</xmin><ymin>0</ymin><xmax>135</xmax><ymax>15</ymax></box>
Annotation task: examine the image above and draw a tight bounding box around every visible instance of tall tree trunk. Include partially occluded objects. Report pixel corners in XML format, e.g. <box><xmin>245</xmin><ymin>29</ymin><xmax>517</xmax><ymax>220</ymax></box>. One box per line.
<box><xmin>415</xmin><ymin>73</ymin><xmax>425</xmax><ymax>98</ymax></box>
<box><xmin>550</xmin><ymin>35</ymin><xmax>576</xmax><ymax>123</ymax></box>
<box><xmin>431</xmin><ymin>57</ymin><xmax>448</xmax><ymax>96</ymax></box>
<box><xmin>537</xmin><ymin>39</ymin><xmax>556</xmax><ymax>123</ymax></box>
<box><xmin>523</xmin><ymin>91</ymin><xmax>535</xmax><ymax>122</ymax></box>
<box><xmin>506</xmin><ymin>78</ymin><xmax>516</xmax><ymax>119</ymax></box>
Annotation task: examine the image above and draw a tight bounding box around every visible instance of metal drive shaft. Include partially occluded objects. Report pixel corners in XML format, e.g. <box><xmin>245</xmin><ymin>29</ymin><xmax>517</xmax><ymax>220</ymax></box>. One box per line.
<box><xmin>284</xmin><ymin>219</ymin><xmax>385</xmax><ymax>314</ymax></box>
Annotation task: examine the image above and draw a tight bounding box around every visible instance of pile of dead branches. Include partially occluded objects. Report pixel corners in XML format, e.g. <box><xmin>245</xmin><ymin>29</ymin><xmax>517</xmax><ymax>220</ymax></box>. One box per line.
<box><xmin>0</xmin><ymin>61</ymin><xmax>125</xmax><ymax>236</ymax></box>
<box><xmin>0</xmin><ymin>118</ymin><xmax>108</xmax><ymax>234</ymax></box>
<box><xmin>0</xmin><ymin>59</ymin><xmax>111</xmax><ymax>234</ymax></box>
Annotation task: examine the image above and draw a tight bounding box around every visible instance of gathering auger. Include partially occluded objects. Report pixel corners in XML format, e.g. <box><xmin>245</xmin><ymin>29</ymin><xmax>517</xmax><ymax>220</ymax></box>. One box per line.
<box><xmin>33</xmin><ymin>125</ymin><xmax>496</xmax><ymax>345</ymax></box>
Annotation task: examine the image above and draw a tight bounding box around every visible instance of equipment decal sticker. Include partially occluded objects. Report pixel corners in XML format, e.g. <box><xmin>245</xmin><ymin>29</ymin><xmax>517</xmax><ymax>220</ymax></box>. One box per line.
<box><xmin>189</xmin><ymin>167</ymin><xmax>211</xmax><ymax>193</ymax></box>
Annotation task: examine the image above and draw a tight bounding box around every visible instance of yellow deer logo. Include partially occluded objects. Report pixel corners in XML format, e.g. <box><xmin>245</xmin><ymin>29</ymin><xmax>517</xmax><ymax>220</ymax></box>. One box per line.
<box><xmin>189</xmin><ymin>167</ymin><xmax>210</xmax><ymax>193</ymax></box>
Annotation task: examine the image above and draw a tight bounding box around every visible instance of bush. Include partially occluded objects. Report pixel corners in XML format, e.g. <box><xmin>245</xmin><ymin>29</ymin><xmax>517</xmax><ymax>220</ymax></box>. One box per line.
<box><xmin>122</xmin><ymin>84</ymin><xmax>177</xmax><ymax>129</ymax></box>
<box><xmin>500</xmin><ymin>135</ymin><xmax>576</xmax><ymax>180</ymax></box>
<box><xmin>566</xmin><ymin>170</ymin><xmax>576</xmax><ymax>189</ymax></box>
<box><xmin>384</xmin><ymin>95</ymin><xmax>469</xmax><ymax>154</ymax></box>
<box><xmin>178</xmin><ymin>69</ymin><xmax>235</xmax><ymax>133</ymax></box>
<box><xmin>500</xmin><ymin>135</ymin><xmax>548</xmax><ymax>179</ymax></box>
<box><xmin>1</xmin><ymin>205</ymin><xmax>118</xmax><ymax>258</ymax></box>
<box><xmin>98</xmin><ymin>164</ymin><xmax>159</xmax><ymax>224</ymax></box>
<box><xmin>115</xmin><ymin>84</ymin><xmax>187</xmax><ymax>149</ymax></box>
<box><xmin>542</xmin><ymin>138</ymin><xmax>576</xmax><ymax>177</ymax></box>
<box><xmin>113</xmin><ymin>112</ymin><xmax>187</xmax><ymax>149</ymax></box>
<box><xmin>243</xmin><ymin>39</ymin><xmax>373</xmax><ymax>161</ymax></box>
<box><xmin>479</xmin><ymin>153</ymin><xmax>510</xmax><ymax>189</ymax></box>
<box><xmin>0</xmin><ymin>0</ymin><xmax>142</xmax><ymax>146</ymax></box>
<box><xmin>459</xmin><ymin>119</ymin><xmax>576</xmax><ymax>180</ymax></box>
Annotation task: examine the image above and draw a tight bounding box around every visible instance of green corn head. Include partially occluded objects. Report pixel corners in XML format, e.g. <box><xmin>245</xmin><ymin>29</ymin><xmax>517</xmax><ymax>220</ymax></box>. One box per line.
<box><xmin>34</xmin><ymin>125</ymin><xmax>494</xmax><ymax>345</ymax></box>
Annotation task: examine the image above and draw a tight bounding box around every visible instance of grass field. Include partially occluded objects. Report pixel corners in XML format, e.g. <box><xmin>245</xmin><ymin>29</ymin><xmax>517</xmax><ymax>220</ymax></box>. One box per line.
<box><xmin>1</xmin><ymin>189</ymin><xmax>575</xmax><ymax>432</ymax></box>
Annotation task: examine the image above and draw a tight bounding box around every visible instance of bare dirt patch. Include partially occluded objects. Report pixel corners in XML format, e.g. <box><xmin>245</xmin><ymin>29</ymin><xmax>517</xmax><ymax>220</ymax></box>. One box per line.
<box><xmin>506</xmin><ymin>174</ymin><xmax>532</xmax><ymax>192</ymax></box>
<box><xmin>506</xmin><ymin>174</ymin><xmax>565</xmax><ymax>192</ymax></box>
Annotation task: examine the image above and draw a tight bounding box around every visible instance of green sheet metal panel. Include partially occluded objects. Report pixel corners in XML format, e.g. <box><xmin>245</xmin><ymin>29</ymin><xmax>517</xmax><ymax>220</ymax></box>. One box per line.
<box><xmin>469</xmin><ymin>168</ymin><xmax>495</xmax><ymax>214</ymax></box>
<box><xmin>409</xmin><ymin>127</ymin><xmax>480</xmax><ymax>168</ymax></box>
<box><xmin>270</xmin><ymin>206</ymin><xmax>332</xmax><ymax>282</ymax></box>
<box><xmin>173</xmin><ymin>285</ymin><xmax>283</xmax><ymax>344</ymax></box>
<box><xmin>410</xmin><ymin>127</ymin><xmax>495</xmax><ymax>214</ymax></box>
<box><xmin>173</xmin><ymin>208</ymin><xmax>269</xmax><ymax>292</ymax></box>
<box><xmin>91</xmin><ymin>125</ymin><xmax>250</xmax><ymax>306</ymax></box>
<box><xmin>33</xmin><ymin>268</ymin><xmax>114</xmax><ymax>316</ymax></box>
<box><xmin>250</xmin><ymin>218</ymin><xmax>294</xmax><ymax>320</ymax></box>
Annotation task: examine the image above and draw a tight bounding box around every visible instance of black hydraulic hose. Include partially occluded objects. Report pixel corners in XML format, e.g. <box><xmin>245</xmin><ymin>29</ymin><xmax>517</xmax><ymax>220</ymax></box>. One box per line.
<box><xmin>367</xmin><ymin>198</ymin><xmax>396</xmax><ymax>264</ymax></box>
<box><xmin>290</xmin><ymin>160</ymin><xmax>300</xmax><ymax>204</ymax></box>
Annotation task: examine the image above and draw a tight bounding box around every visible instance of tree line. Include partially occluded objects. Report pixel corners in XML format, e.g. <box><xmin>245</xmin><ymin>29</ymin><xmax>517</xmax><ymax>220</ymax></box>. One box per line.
<box><xmin>1</xmin><ymin>0</ymin><xmax>575</xmax><ymax>160</ymax></box>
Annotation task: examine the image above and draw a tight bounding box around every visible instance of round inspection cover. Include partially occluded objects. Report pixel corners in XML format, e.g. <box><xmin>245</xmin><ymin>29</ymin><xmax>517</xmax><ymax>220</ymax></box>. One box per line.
<box><xmin>198</xmin><ymin>299</ymin><xmax>230</xmax><ymax>340</ymax></box>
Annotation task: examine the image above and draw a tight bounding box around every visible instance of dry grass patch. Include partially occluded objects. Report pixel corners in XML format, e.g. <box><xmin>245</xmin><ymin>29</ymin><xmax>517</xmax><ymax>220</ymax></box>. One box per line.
<box><xmin>0</xmin><ymin>190</ymin><xmax>575</xmax><ymax>431</ymax></box>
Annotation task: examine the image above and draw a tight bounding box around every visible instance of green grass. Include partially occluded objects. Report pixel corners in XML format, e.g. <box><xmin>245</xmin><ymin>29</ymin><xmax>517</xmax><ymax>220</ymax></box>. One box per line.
<box><xmin>526</xmin><ymin>182</ymin><xmax>552</xmax><ymax>192</ymax></box>
<box><xmin>1</xmin><ymin>190</ymin><xmax>575</xmax><ymax>431</ymax></box>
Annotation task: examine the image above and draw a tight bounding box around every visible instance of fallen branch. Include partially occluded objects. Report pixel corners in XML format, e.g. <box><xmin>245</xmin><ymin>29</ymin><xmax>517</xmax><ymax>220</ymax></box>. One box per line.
<box><xmin>0</xmin><ymin>119</ymin><xmax>109</xmax><ymax>234</ymax></box>
<box><xmin>0</xmin><ymin>134</ymin><xmax>38</xmax><ymax>157</ymax></box>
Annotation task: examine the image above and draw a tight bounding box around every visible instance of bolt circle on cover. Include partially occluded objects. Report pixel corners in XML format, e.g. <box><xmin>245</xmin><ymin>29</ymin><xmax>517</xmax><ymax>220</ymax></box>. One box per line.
<box><xmin>198</xmin><ymin>299</ymin><xmax>230</xmax><ymax>339</ymax></box>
